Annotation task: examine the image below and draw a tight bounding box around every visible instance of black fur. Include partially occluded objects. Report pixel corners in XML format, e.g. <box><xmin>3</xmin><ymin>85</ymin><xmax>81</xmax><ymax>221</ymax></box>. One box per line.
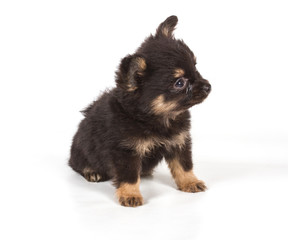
<box><xmin>69</xmin><ymin>16</ymin><xmax>211</xmax><ymax>206</ymax></box>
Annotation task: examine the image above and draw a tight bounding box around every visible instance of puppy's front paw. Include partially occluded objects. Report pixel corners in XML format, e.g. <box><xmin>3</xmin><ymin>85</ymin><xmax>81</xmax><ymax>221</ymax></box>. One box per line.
<box><xmin>118</xmin><ymin>195</ymin><xmax>143</xmax><ymax>207</ymax></box>
<box><xmin>179</xmin><ymin>180</ymin><xmax>207</xmax><ymax>193</ymax></box>
<box><xmin>116</xmin><ymin>179</ymin><xmax>143</xmax><ymax>207</ymax></box>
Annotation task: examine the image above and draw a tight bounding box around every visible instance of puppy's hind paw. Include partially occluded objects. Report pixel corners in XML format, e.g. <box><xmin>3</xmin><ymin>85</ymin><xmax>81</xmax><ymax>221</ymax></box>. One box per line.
<box><xmin>83</xmin><ymin>167</ymin><xmax>101</xmax><ymax>182</ymax></box>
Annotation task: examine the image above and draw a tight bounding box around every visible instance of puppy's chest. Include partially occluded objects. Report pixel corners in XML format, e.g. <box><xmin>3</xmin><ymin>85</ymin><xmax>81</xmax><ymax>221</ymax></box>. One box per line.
<box><xmin>120</xmin><ymin>130</ymin><xmax>190</xmax><ymax>157</ymax></box>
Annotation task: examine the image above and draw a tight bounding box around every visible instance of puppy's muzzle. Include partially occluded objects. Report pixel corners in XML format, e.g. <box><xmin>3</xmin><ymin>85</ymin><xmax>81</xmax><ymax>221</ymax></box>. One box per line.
<box><xmin>202</xmin><ymin>83</ymin><xmax>211</xmax><ymax>95</ymax></box>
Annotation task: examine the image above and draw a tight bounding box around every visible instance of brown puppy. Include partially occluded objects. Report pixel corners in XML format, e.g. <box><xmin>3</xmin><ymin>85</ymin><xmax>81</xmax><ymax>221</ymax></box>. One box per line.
<box><xmin>69</xmin><ymin>16</ymin><xmax>211</xmax><ymax>207</ymax></box>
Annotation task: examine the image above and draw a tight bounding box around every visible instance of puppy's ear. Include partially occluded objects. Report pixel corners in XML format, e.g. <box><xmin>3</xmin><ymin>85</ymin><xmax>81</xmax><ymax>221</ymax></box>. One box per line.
<box><xmin>116</xmin><ymin>54</ymin><xmax>146</xmax><ymax>91</ymax></box>
<box><xmin>156</xmin><ymin>15</ymin><xmax>178</xmax><ymax>38</ymax></box>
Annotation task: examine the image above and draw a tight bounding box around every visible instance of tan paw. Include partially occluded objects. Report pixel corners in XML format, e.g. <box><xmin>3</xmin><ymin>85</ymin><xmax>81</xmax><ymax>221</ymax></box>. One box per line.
<box><xmin>179</xmin><ymin>180</ymin><xmax>207</xmax><ymax>193</ymax></box>
<box><xmin>118</xmin><ymin>195</ymin><xmax>143</xmax><ymax>207</ymax></box>
<box><xmin>116</xmin><ymin>179</ymin><xmax>143</xmax><ymax>207</ymax></box>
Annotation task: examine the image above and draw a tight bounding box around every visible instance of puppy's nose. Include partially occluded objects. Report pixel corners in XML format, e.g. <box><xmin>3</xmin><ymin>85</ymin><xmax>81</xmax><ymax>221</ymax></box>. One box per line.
<box><xmin>202</xmin><ymin>83</ymin><xmax>211</xmax><ymax>94</ymax></box>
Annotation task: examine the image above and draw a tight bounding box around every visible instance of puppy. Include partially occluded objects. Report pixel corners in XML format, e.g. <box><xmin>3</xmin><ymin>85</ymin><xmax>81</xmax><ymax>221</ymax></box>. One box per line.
<box><xmin>69</xmin><ymin>16</ymin><xmax>211</xmax><ymax>207</ymax></box>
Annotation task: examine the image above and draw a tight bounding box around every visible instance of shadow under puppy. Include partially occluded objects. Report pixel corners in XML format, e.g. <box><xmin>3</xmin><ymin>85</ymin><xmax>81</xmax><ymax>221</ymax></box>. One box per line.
<box><xmin>69</xmin><ymin>16</ymin><xmax>211</xmax><ymax>207</ymax></box>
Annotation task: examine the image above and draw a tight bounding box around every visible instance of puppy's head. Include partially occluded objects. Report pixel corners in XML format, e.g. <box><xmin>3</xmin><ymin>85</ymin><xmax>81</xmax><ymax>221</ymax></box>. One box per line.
<box><xmin>116</xmin><ymin>16</ymin><xmax>211</xmax><ymax>119</ymax></box>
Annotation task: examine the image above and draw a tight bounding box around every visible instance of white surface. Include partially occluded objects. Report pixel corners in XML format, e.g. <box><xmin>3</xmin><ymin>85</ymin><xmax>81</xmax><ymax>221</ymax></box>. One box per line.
<box><xmin>1</xmin><ymin>156</ymin><xmax>288</xmax><ymax>240</ymax></box>
<box><xmin>1</xmin><ymin>1</ymin><xmax>288</xmax><ymax>240</ymax></box>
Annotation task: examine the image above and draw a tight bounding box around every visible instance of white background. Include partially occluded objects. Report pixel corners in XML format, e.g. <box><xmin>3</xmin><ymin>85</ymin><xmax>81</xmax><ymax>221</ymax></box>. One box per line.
<box><xmin>1</xmin><ymin>0</ymin><xmax>288</xmax><ymax>239</ymax></box>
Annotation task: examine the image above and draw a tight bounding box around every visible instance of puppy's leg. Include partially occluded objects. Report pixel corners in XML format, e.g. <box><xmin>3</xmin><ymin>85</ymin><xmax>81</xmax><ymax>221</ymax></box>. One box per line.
<box><xmin>168</xmin><ymin>159</ymin><xmax>206</xmax><ymax>192</ymax></box>
<box><xmin>165</xmin><ymin>144</ymin><xmax>207</xmax><ymax>193</ymax></box>
<box><xmin>116</xmin><ymin>178</ymin><xmax>143</xmax><ymax>207</ymax></box>
<box><xmin>114</xmin><ymin>155</ymin><xmax>143</xmax><ymax>207</ymax></box>
<box><xmin>140</xmin><ymin>152</ymin><xmax>163</xmax><ymax>177</ymax></box>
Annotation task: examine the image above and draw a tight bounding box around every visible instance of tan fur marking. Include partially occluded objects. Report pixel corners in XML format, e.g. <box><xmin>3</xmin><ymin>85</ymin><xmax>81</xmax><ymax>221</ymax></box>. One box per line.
<box><xmin>126</xmin><ymin>84</ymin><xmax>138</xmax><ymax>92</ymax></box>
<box><xmin>116</xmin><ymin>178</ymin><xmax>143</xmax><ymax>207</ymax></box>
<box><xmin>162</xmin><ymin>27</ymin><xmax>169</xmax><ymax>37</ymax></box>
<box><xmin>120</xmin><ymin>130</ymin><xmax>190</xmax><ymax>157</ymax></box>
<box><xmin>151</xmin><ymin>94</ymin><xmax>187</xmax><ymax>127</ymax></box>
<box><xmin>126</xmin><ymin>57</ymin><xmax>146</xmax><ymax>91</ymax></box>
<box><xmin>134</xmin><ymin>138</ymin><xmax>156</xmax><ymax>157</ymax></box>
<box><xmin>173</xmin><ymin>131</ymin><xmax>190</xmax><ymax>148</ymax></box>
<box><xmin>174</xmin><ymin>68</ymin><xmax>185</xmax><ymax>78</ymax></box>
<box><xmin>151</xmin><ymin>94</ymin><xmax>178</xmax><ymax>115</ymax></box>
<box><xmin>168</xmin><ymin>159</ymin><xmax>206</xmax><ymax>192</ymax></box>
<box><xmin>116</xmin><ymin>178</ymin><xmax>141</xmax><ymax>197</ymax></box>
<box><xmin>136</xmin><ymin>57</ymin><xmax>146</xmax><ymax>71</ymax></box>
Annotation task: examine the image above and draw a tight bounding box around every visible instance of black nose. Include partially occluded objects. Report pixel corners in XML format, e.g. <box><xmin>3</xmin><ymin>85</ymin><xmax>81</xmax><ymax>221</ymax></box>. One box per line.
<box><xmin>202</xmin><ymin>83</ymin><xmax>211</xmax><ymax>93</ymax></box>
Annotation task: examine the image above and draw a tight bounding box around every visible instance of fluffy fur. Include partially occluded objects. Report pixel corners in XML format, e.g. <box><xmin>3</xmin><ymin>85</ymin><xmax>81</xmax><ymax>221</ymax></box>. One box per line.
<box><xmin>69</xmin><ymin>16</ymin><xmax>211</xmax><ymax>207</ymax></box>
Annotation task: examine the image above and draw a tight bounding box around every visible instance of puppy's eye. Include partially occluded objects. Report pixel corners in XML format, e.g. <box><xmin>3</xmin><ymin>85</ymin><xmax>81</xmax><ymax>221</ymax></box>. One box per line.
<box><xmin>174</xmin><ymin>78</ymin><xmax>187</xmax><ymax>89</ymax></box>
